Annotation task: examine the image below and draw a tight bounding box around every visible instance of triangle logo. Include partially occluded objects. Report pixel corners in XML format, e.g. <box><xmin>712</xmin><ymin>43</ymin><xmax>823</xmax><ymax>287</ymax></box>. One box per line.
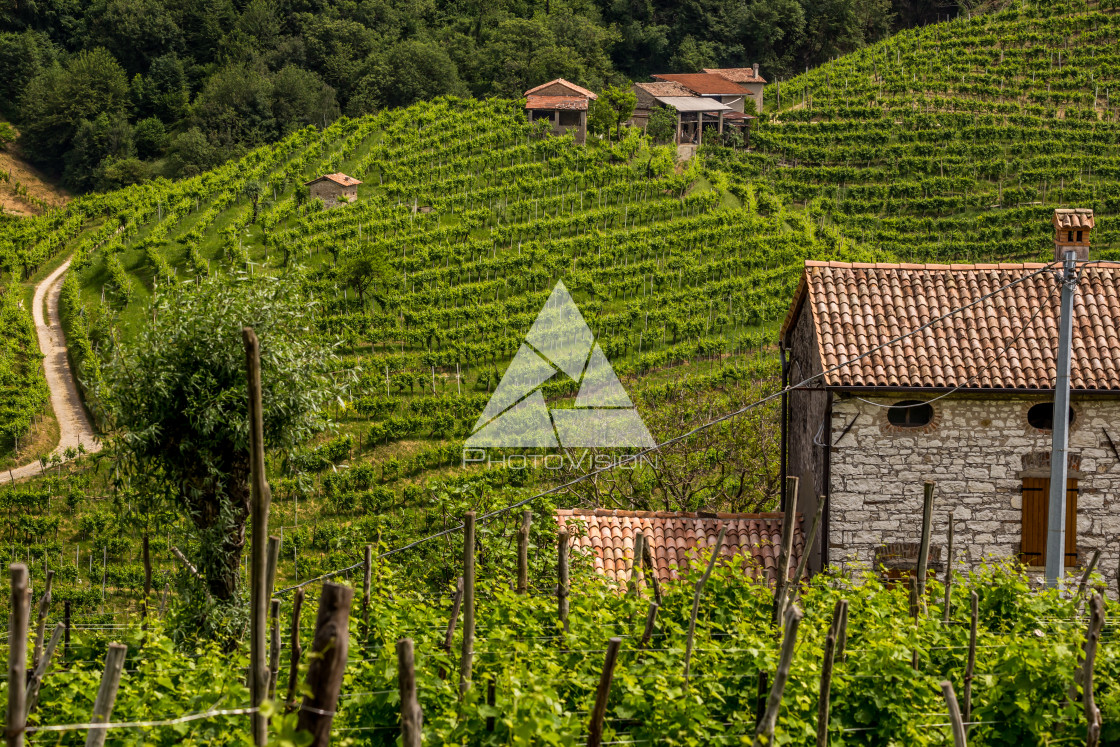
<box><xmin>466</xmin><ymin>281</ymin><xmax>655</xmax><ymax>449</ymax></box>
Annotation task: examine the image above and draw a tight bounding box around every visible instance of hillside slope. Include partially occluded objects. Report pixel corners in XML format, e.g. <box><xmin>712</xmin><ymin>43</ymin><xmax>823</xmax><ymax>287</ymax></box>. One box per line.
<box><xmin>716</xmin><ymin>0</ymin><xmax>1120</xmax><ymax>262</ymax></box>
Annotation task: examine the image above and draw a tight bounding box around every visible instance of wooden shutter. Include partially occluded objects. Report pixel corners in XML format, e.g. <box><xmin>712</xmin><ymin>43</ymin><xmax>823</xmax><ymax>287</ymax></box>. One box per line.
<box><xmin>1020</xmin><ymin>478</ymin><xmax>1078</xmax><ymax>567</ymax></box>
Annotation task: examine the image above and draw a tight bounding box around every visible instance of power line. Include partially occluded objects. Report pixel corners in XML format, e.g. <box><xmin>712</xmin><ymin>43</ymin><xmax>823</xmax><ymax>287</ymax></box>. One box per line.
<box><xmin>275</xmin><ymin>261</ymin><xmax>1057</xmax><ymax>594</ymax></box>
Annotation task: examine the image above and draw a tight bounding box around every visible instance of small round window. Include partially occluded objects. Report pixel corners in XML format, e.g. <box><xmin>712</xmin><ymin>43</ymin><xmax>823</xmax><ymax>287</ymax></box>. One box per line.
<box><xmin>887</xmin><ymin>400</ymin><xmax>933</xmax><ymax>427</ymax></box>
<box><xmin>1027</xmin><ymin>402</ymin><xmax>1075</xmax><ymax>431</ymax></box>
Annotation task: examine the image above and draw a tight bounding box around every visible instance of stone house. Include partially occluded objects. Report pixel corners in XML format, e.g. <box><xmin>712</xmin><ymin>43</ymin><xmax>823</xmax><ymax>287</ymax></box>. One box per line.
<box><xmin>305</xmin><ymin>173</ymin><xmax>361</xmax><ymax>206</ymax></box>
<box><xmin>524</xmin><ymin>79</ymin><xmax>597</xmax><ymax>144</ymax></box>
<box><xmin>779</xmin><ymin>209</ymin><xmax>1120</xmax><ymax>585</ymax></box>
<box><xmin>704</xmin><ymin>64</ymin><xmax>766</xmax><ymax>113</ymax></box>
<box><xmin>629</xmin><ymin>81</ymin><xmax>734</xmax><ymax>145</ymax></box>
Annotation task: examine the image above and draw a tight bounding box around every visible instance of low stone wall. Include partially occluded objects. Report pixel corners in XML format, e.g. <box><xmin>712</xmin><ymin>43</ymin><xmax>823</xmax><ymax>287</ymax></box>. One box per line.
<box><xmin>827</xmin><ymin>393</ymin><xmax>1120</xmax><ymax>586</ymax></box>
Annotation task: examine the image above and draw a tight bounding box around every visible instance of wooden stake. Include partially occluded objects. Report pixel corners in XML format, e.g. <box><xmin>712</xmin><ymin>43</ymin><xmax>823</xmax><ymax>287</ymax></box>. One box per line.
<box><xmin>754</xmin><ymin>604</ymin><xmax>804</xmax><ymax>746</ymax></box>
<box><xmin>963</xmin><ymin>591</ymin><xmax>978</xmax><ymax>731</ymax></box>
<box><xmin>755</xmin><ymin>672</ymin><xmax>769</xmax><ymax>728</ymax></box>
<box><xmin>439</xmin><ymin>577</ymin><xmax>464</xmax><ymax>680</ymax></box>
<box><xmin>641</xmin><ymin>538</ymin><xmax>662</xmax><ymax>605</ymax></box>
<box><xmin>85</xmin><ymin>643</ymin><xmax>127</xmax><ymax>747</ymax></box>
<box><xmin>245</xmin><ymin>327</ymin><xmax>272</xmax><ymax>747</ymax></box>
<box><xmin>285</xmin><ymin>588</ymin><xmax>305</xmax><ymax>711</ymax></box>
<box><xmin>268</xmin><ymin>599</ymin><xmax>281</xmax><ymax>699</ymax></box>
<box><xmin>31</xmin><ymin>571</ymin><xmax>53</xmax><ymax>671</ymax></box>
<box><xmin>943</xmin><ymin>511</ymin><xmax>955</xmax><ymax>624</ymax></box>
<box><xmin>773</xmin><ymin>476</ymin><xmax>799</xmax><ymax>625</ymax></box>
<box><xmin>629</xmin><ymin>531</ymin><xmax>645</xmax><ymax>596</ymax></box>
<box><xmin>639</xmin><ymin>602</ymin><xmax>658</xmax><ymax>650</ymax></box>
<box><xmin>587</xmin><ymin>638</ymin><xmax>622</xmax><ymax>747</ymax></box>
<box><xmin>397</xmin><ymin>639</ymin><xmax>422</xmax><ymax>747</ymax></box>
<box><xmin>459</xmin><ymin>512</ymin><xmax>476</xmax><ymax>699</ymax></box>
<box><xmin>816</xmin><ymin>599</ymin><xmax>847</xmax><ymax>747</ymax></box>
<box><xmin>63</xmin><ymin>600</ymin><xmax>70</xmax><ymax>658</ymax></box>
<box><xmin>362</xmin><ymin>545</ymin><xmax>373</xmax><ymax>629</ymax></box>
<box><xmin>7</xmin><ymin>564</ymin><xmax>28</xmax><ymax>747</ymax></box>
<box><xmin>558</xmin><ymin>528</ymin><xmax>570</xmax><ymax>635</ymax></box>
<box><xmin>916</xmin><ymin>482</ymin><xmax>935</xmax><ymax>600</ymax></box>
<box><xmin>940</xmin><ymin>680</ymin><xmax>968</xmax><ymax>747</ymax></box>
<box><xmin>517</xmin><ymin>510</ymin><xmax>530</xmax><ymax>594</ymax></box>
<box><xmin>296</xmin><ymin>582</ymin><xmax>353</xmax><ymax>746</ymax></box>
<box><xmin>265</xmin><ymin>536</ymin><xmax>281</xmax><ymax>599</ymax></box>
<box><xmin>25</xmin><ymin>622</ymin><xmax>63</xmax><ymax>716</ymax></box>
<box><xmin>1083</xmin><ymin>593</ymin><xmax>1104</xmax><ymax>747</ymax></box>
<box><xmin>785</xmin><ymin>499</ymin><xmax>825</xmax><ymax>609</ymax></box>
<box><xmin>684</xmin><ymin>524</ymin><xmax>728</xmax><ymax>686</ymax></box>
<box><xmin>1077</xmin><ymin>548</ymin><xmax>1102</xmax><ymax>600</ymax></box>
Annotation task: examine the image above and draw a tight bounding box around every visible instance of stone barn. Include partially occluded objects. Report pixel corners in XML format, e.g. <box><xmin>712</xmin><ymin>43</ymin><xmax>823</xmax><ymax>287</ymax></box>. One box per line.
<box><xmin>305</xmin><ymin>173</ymin><xmax>361</xmax><ymax>206</ymax></box>
<box><xmin>779</xmin><ymin>209</ymin><xmax>1120</xmax><ymax>586</ymax></box>
<box><xmin>524</xmin><ymin>79</ymin><xmax>598</xmax><ymax>144</ymax></box>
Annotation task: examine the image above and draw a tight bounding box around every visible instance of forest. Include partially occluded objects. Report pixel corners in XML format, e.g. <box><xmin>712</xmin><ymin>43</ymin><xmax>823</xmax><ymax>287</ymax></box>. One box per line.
<box><xmin>0</xmin><ymin>0</ymin><xmax>951</xmax><ymax>190</ymax></box>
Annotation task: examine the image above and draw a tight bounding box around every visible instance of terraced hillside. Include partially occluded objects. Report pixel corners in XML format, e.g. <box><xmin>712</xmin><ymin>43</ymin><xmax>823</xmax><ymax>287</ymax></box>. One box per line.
<box><xmin>715</xmin><ymin>0</ymin><xmax>1120</xmax><ymax>262</ymax></box>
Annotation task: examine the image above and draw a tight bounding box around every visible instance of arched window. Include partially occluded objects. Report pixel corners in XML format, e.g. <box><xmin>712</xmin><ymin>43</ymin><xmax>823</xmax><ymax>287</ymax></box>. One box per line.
<box><xmin>887</xmin><ymin>400</ymin><xmax>933</xmax><ymax>427</ymax></box>
<box><xmin>1027</xmin><ymin>402</ymin><xmax>1076</xmax><ymax>431</ymax></box>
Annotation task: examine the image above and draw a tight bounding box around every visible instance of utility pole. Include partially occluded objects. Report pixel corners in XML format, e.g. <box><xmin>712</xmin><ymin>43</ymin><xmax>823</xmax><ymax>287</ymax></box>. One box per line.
<box><xmin>1045</xmin><ymin>249</ymin><xmax>1078</xmax><ymax>589</ymax></box>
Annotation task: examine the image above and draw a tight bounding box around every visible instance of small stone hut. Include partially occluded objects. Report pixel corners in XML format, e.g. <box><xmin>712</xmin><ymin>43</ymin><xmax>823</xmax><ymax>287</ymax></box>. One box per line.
<box><xmin>305</xmin><ymin>173</ymin><xmax>361</xmax><ymax>206</ymax></box>
<box><xmin>779</xmin><ymin>209</ymin><xmax>1120</xmax><ymax>586</ymax></box>
<box><xmin>524</xmin><ymin>79</ymin><xmax>598</xmax><ymax>144</ymax></box>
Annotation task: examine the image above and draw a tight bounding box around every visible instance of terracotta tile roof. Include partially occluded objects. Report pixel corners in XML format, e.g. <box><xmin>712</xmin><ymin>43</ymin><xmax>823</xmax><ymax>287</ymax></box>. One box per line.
<box><xmin>704</xmin><ymin>67</ymin><xmax>768</xmax><ymax>85</ymax></box>
<box><xmin>634</xmin><ymin>81</ymin><xmax>694</xmax><ymax>98</ymax></box>
<box><xmin>524</xmin><ymin>78</ymin><xmax>598</xmax><ymax>100</ymax></box>
<box><xmin>1054</xmin><ymin>208</ymin><xmax>1095</xmax><ymax>230</ymax></box>
<box><xmin>652</xmin><ymin>73</ymin><xmax>750</xmax><ymax>96</ymax></box>
<box><xmin>305</xmin><ymin>172</ymin><xmax>361</xmax><ymax>187</ymax></box>
<box><xmin>525</xmin><ymin>95</ymin><xmax>589</xmax><ymax>111</ymax></box>
<box><xmin>781</xmin><ymin>261</ymin><xmax>1120</xmax><ymax>391</ymax></box>
<box><xmin>556</xmin><ymin>509</ymin><xmax>804</xmax><ymax>586</ymax></box>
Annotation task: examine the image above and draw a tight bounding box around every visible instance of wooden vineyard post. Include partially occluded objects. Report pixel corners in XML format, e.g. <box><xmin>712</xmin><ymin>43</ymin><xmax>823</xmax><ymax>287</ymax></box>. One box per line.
<box><xmin>440</xmin><ymin>577</ymin><xmax>464</xmax><ymax>680</ymax></box>
<box><xmin>459</xmin><ymin>512</ymin><xmax>476</xmax><ymax>700</ymax></box>
<box><xmin>773</xmin><ymin>476</ymin><xmax>799</xmax><ymax>626</ymax></box>
<box><xmin>517</xmin><ymin>510</ymin><xmax>530</xmax><ymax>594</ymax></box>
<box><xmin>639</xmin><ymin>602</ymin><xmax>659</xmax><ymax>650</ymax></box>
<box><xmin>684</xmin><ymin>524</ymin><xmax>728</xmax><ymax>687</ymax></box>
<box><xmin>909</xmin><ymin>575</ymin><xmax>920</xmax><ymax>670</ymax></box>
<box><xmin>85</xmin><ymin>643</ymin><xmax>127</xmax><ymax>747</ymax></box>
<box><xmin>268</xmin><ymin>600</ymin><xmax>281</xmax><ymax>699</ymax></box>
<box><xmin>296</xmin><ymin>582</ymin><xmax>354</xmax><ymax>747</ymax></box>
<box><xmin>940</xmin><ymin>681</ymin><xmax>967</xmax><ymax>747</ymax></box>
<box><xmin>816</xmin><ymin>599</ymin><xmax>848</xmax><ymax>747</ymax></box>
<box><xmin>943</xmin><ymin>511</ymin><xmax>955</xmax><ymax>624</ymax></box>
<box><xmin>558</xmin><ymin>528</ymin><xmax>570</xmax><ymax>635</ymax></box>
<box><xmin>24</xmin><ymin>622</ymin><xmax>63</xmax><ymax>715</ymax></box>
<box><xmin>7</xmin><ymin>564</ymin><xmax>29</xmax><ymax>747</ymax></box>
<box><xmin>245</xmin><ymin>327</ymin><xmax>273</xmax><ymax>747</ymax></box>
<box><xmin>629</xmin><ymin>532</ymin><xmax>645</xmax><ymax>596</ymax></box>
<box><xmin>362</xmin><ymin>545</ymin><xmax>372</xmax><ymax>631</ymax></box>
<box><xmin>642</xmin><ymin>539</ymin><xmax>662</xmax><ymax>605</ymax></box>
<box><xmin>785</xmin><ymin>499</ymin><xmax>825</xmax><ymax>609</ymax></box>
<box><xmin>63</xmin><ymin>600</ymin><xmax>71</xmax><ymax>657</ymax></box>
<box><xmin>754</xmin><ymin>604</ymin><xmax>803</xmax><ymax>747</ymax></box>
<box><xmin>265</xmin><ymin>536</ymin><xmax>281</xmax><ymax>598</ymax></box>
<box><xmin>755</xmin><ymin>672</ymin><xmax>768</xmax><ymax>728</ymax></box>
<box><xmin>836</xmin><ymin>602</ymin><xmax>848</xmax><ymax>662</ymax></box>
<box><xmin>397</xmin><ymin>639</ymin><xmax>422</xmax><ymax>747</ymax></box>
<box><xmin>31</xmin><ymin>571</ymin><xmax>53</xmax><ymax>671</ymax></box>
<box><xmin>964</xmin><ymin>591</ymin><xmax>978</xmax><ymax>731</ymax></box>
<box><xmin>586</xmin><ymin>638</ymin><xmax>621</xmax><ymax>747</ymax></box>
<box><xmin>916</xmin><ymin>482</ymin><xmax>935</xmax><ymax>601</ymax></box>
<box><xmin>285</xmin><ymin>588</ymin><xmax>305</xmax><ymax>712</ymax></box>
<box><xmin>1079</xmin><ymin>593</ymin><xmax>1105</xmax><ymax>746</ymax></box>
<box><xmin>1077</xmin><ymin>549</ymin><xmax>1102</xmax><ymax>603</ymax></box>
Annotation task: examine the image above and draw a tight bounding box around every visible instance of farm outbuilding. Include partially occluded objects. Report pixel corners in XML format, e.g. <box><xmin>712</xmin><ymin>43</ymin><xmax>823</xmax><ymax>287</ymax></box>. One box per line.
<box><xmin>305</xmin><ymin>173</ymin><xmax>361</xmax><ymax>206</ymax></box>
<box><xmin>629</xmin><ymin>82</ymin><xmax>735</xmax><ymax>146</ymax></box>
<box><xmin>779</xmin><ymin>209</ymin><xmax>1120</xmax><ymax>586</ymax></box>
<box><xmin>524</xmin><ymin>79</ymin><xmax>598</xmax><ymax>144</ymax></box>
<box><xmin>703</xmin><ymin>64</ymin><xmax>767</xmax><ymax>113</ymax></box>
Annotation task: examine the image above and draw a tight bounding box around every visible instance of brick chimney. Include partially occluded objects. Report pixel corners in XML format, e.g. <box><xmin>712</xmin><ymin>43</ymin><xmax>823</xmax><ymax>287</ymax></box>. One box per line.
<box><xmin>1052</xmin><ymin>208</ymin><xmax>1093</xmax><ymax>261</ymax></box>
<box><xmin>753</xmin><ymin>62</ymin><xmax>760</xmax><ymax>78</ymax></box>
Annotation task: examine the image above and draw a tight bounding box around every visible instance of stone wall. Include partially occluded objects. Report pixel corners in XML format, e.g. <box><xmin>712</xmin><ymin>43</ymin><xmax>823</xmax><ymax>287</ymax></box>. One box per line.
<box><xmin>309</xmin><ymin>181</ymin><xmax>356</xmax><ymax>205</ymax></box>
<box><xmin>827</xmin><ymin>393</ymin><xmax>1120</xmax><ymax>587</ymax></box>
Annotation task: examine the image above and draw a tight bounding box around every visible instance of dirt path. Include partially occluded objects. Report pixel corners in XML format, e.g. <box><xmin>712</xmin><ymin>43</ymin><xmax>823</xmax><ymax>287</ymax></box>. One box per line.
<box><xmin>2</xmin><ymin>260</ymin><xmax>100</xmax><ymax>482</ymax></box>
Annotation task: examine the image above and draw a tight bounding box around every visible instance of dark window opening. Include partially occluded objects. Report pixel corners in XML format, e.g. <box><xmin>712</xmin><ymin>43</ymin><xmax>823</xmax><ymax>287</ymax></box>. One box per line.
<box><xmin>1068</xmin><ymin>230</ymin><xmax>1075</xmax><ymax>241</ymax></box>
<box><xmin>558</xmin><ymin>110</ymin><xmax>580</xmax><ymax>127</ymax></box>
<box><xmin>1077</xmin><ymin>230</ymin><xmax>1083</xmax><ymax>241</ymax></box>
<box><xmin>1027</xmin><ymin>402</ymin><xmax>1076</xmax><ymax>430</ymax></box>
<box><xmin>887</xmin><ymin>400</ymin><xmax>933</xmax><ymax>427</ymax></box>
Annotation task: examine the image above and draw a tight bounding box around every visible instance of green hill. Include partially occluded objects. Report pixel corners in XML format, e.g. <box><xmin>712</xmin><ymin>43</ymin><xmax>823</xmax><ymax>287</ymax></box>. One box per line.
<box><xmin>719</xmin><ymin>0</ymin><xmax>1120</xmax><ymax>262</ymax></box>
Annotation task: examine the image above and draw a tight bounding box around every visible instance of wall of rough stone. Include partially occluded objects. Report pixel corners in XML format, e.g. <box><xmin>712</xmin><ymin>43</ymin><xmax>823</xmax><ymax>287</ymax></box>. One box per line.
<box><xmin>827</xmin><ymin>393</ymin><xmax>1120</xmax><ymax>588</ymax></box>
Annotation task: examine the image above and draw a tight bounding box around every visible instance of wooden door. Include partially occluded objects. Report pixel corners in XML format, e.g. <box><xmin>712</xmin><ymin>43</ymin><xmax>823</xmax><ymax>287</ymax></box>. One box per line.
<box><xmin>1020</xmin><ymin>477</ymin><xmax>1078</xmax><ymax>567</ymax></box>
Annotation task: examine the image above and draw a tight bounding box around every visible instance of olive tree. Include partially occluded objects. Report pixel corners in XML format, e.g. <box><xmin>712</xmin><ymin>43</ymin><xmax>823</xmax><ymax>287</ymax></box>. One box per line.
<box><xmin>95</xmin><ymin>274</ymin><xmax>346</xmax><ymax>606</ymax></box>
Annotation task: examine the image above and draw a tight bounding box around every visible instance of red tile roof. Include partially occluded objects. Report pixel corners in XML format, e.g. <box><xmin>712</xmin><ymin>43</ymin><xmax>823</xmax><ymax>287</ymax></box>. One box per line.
<box><xmin>525</xmin><ymin>95</ymin><xmax>588</xmax><ymax>111</ymax></box>
<box><xmin>524</xmin><ymin>78</ymin><xmax>598</xmax><ymax>100</ymax></box>
<box><xmin>305</xmin><ymin>173</ymin><xmax>361</xmax><ymax>187</ymax></box>
<box><xmin>704</xmin><ymin>67</ymin><xmax>768</xmax><ymax>85</ymax></box>
<box><xmin>653</xmin><ymin>73</ymin><xmax>750</xmax><ymax>95</ymax></box>
<box><xmin>782</xmin><ymin>261</ymin><xmax>1120</xmax><ymax>391</ymax></box>
<box><xmin>634</xmin><ymin>81</ymin><xmax>693</xmax><ymax>98</ymax></box>
<box><xmin>556</xmin><ymin>509</ymin><xmax>804</xmax><ymax>586</ymax></box>
<box><xmin>1054</xmin><ymin>208</ymin><xmax>1094</xmax><ymax>230</ymax></box>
